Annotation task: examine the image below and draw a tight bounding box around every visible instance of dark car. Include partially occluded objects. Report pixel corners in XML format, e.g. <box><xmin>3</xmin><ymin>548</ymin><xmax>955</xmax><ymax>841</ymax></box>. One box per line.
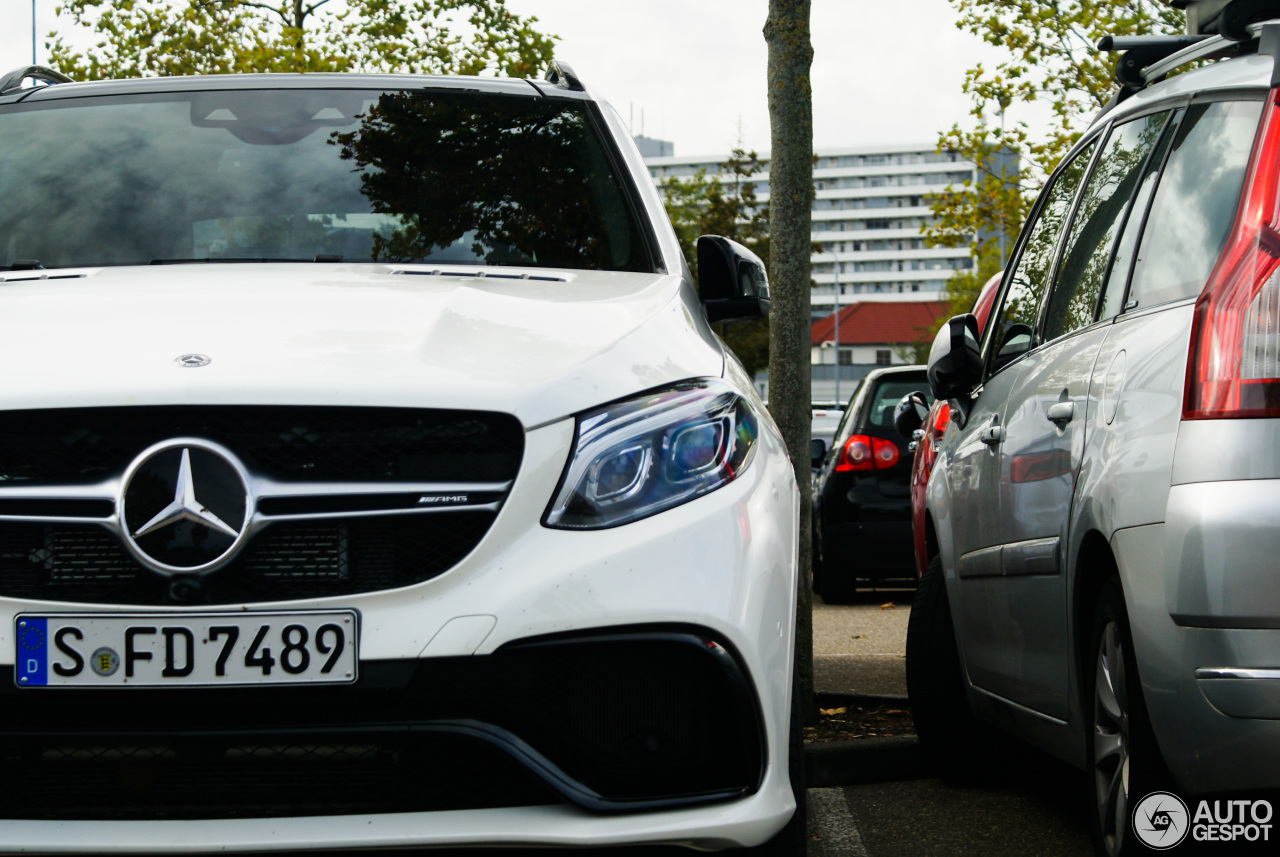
<box><xmin>811</xmin><ymin>366</ymin><xmax>927</xmax><ymax>602</ymax></box>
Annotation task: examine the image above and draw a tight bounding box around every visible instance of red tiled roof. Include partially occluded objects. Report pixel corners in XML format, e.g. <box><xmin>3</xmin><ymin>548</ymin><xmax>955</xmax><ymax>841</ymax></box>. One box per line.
<box><xmin>811</xmin><ymin>301</ymin><xmax>950</xmax><ymax>346</ymax></box>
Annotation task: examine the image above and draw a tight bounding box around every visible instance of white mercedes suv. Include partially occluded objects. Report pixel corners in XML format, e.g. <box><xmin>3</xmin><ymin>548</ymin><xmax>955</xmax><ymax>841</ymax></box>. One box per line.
<box><xmin>0</xmin><ymin>62</ymin><xmax>800</xmax><ymax>853</ymax></box>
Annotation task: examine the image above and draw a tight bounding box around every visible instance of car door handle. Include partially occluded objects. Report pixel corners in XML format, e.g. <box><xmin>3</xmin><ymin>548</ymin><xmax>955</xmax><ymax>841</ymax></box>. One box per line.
<box><xmin>980</xmin><ymin>424</ymin><xmax>1005</xmax><ymax>445</ymax></box>
<box><xmin>1047</xmin><ymin>401</ymin><xmax>1074</xmax><ymax>426</ymax></box>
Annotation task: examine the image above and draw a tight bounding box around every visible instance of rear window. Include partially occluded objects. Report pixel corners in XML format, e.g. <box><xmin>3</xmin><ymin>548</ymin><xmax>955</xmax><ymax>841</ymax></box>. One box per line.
<box><xmin>0</xmin><ymin>89</ymin><xmax>653</xmax><ymax>272</ymax></box>
<box><xmin>861</xmin><ymin>377</ymin><xmax>928</xmax><ymax>429</ymax></box>
<box><xmin>1125</xmin><ymin>99</ymin><xmax>1263</xmax><ymax>308</ymax></box>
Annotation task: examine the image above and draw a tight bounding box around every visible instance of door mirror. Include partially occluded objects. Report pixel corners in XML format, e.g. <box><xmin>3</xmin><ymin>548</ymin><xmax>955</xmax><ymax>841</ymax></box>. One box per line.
<box><xmin>893</xmin><ymin>391</ymin><xmax>929</xmax><ymax>440</ymax></box>
<box><xmin>994</xmin><ymin>322</ymin><xmax>1034</xmax><ymax>370</ymax></box>
<box><xmin>810</xmin><ymin>438</ymin><xmax>827</xmax><ymax>466</ymax></box>
<box><xmin>697</xmin><ymin>235</ymin><xmax>770</xmax><ymax>323</ymax></box>
<box><xmin>927</xmin><ymin>313</ymin><xmax>982</xmax><ymax>401</ymax></box>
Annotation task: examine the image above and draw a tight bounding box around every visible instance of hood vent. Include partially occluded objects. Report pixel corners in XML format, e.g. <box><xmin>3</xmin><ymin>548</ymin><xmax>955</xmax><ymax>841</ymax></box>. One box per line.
<box><xmin>391</xmin><ymin>269</ymin><xmax>566</xmax><ymax>283</ymax></box>
<box><xmin>0</xmin><ymin>273</ymin><xmax>88</xmax><ymax>283</ymax></box>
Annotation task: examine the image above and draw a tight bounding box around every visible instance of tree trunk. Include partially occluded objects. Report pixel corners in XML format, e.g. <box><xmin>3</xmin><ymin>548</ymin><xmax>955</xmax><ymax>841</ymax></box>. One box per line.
<box><xmin>764</xmin><ymin>0</ymin><xmax>815</xmax><ymax>722</ymax></box>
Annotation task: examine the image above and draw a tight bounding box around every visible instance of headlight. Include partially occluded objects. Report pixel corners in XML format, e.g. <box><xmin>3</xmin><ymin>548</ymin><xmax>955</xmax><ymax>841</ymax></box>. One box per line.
<box><xmin>544</xmin><ymin>379</ymin><xmax>759</xmax><ymax>529</ymax></box>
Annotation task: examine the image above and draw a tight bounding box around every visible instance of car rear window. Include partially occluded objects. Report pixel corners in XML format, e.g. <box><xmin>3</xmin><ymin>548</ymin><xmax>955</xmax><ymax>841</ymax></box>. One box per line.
<box><xmin>0</xmin><ymin>89</ymin><xmax>653</xmax><ymax>273</ymax></box>
<box><xmin>1125</xmin><ymin>99</ymin><xmax>1263</xmax><ymax>309</ymax></box>
<box><xmin>862</xmin><ymin>377</ymin><xmax>927</xmax><ymax>429</ymax></box>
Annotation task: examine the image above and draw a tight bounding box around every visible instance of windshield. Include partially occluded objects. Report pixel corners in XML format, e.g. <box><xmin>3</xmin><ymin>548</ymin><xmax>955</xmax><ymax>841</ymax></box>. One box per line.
<box><xmin>0</xmin><ymin>88</ymin><xmax>653</xmax><ymax>272</ymax></box>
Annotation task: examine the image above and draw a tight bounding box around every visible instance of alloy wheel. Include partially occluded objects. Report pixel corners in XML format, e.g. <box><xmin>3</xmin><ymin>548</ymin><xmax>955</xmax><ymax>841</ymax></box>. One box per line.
<box><xmin>1093</xmin><ymin>620</ymin><xmax>1130</xmax><ymax>857</ymax></box>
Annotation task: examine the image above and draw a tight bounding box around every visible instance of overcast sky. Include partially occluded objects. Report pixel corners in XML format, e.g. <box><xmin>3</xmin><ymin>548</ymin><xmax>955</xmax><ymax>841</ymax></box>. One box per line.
<box><xmin>0</xmin><ymin>0</ymin><xmax>1020</xmax><ymax>156</ymax></box>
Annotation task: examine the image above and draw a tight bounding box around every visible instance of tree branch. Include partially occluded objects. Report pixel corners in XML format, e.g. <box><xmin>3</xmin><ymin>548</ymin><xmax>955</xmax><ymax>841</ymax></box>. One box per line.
<box><xmin>191</xmin><ymin>0</ymin><xmax>290</xmax><ymax>27</ymax></box>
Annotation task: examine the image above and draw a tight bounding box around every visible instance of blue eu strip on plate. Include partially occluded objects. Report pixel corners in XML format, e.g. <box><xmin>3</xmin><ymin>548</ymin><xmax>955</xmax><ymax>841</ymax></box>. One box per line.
<box><xmin>15</xmin><ymin>617</ymin><xmax>47</xmax><ymax>686</ymax></box>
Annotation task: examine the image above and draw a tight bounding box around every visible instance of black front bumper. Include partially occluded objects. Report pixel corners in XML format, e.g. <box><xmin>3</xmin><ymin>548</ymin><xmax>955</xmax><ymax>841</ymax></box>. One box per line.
<box><xmin>0</xmin><ymin>626</ymin><xmax>765</xmax><ymax>820</ymax></box>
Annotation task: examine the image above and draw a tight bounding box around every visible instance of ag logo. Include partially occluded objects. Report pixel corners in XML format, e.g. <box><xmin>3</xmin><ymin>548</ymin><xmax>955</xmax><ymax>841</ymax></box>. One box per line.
<box><xmin>1134</xmin><ymin>791</ymin><xmax>1190</xmax><ymax>849</ymax></box>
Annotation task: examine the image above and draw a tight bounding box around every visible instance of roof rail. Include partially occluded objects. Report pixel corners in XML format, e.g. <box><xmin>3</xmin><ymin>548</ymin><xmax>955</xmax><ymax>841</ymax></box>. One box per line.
<box><xmin>0</xmin><ymin>65</ymin><xmax>74</xmax><ymax>97</ymax></box>
<box><xmin>544</xmin><ymin>60</ymin><xmax>584</xmax><ymax>92</ymax></box>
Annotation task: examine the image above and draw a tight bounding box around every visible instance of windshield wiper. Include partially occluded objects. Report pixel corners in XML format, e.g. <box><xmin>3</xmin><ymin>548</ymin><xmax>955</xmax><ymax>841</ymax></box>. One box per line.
<box><xmin>1</xmin><ymin>260</ymin><xmax>43</xmax><ymax>271</ymax></box>
<box><xmin>150</xmin><ymin>255</ymin><xmax>344</xmax><ymax>265</ymax></box>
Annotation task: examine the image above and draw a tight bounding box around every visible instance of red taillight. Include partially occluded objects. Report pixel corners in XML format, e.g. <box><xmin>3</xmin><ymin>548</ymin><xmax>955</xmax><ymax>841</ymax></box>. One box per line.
<box><xmin>836</xmin><ymin>434</ymin><xmax>899</xmax><ymax>471</ymax></box>
<box><xmin>872</xmin><ymin>437</ymin><xmax>900</xmax><ymax>469</ymax></box>
<box><xmin>932</xmin><ymin>402</ymin><xmax>951</xmax><ymax>437</ymax></box>
<box><xmin>1186</xmin><ymin>90</ymin><xmax>1280</xmax><ymax>419</ymax></box>
<box><xmin>836</xmin><ymin>435</ymin><xmax>873</xmax><ymax>471</ymax></box>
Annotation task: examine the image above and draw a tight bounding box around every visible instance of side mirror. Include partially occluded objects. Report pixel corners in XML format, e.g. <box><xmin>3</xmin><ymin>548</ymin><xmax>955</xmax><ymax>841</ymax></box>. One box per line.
<box><xmin>893</xmin><ymin>391</ymin><xmax>929</xmax><ymax>440</ymax></box>
<box><xmin>810</xmin><ymin>438</ymin><xmax>827</xmax><ymax>466</ymax></box>
<box><xmin>697</xmin><ymin>235</ymin><xmax>770</xmax><ymax>323</ymax></box>
<box><xmin>927</xmin><ymin>313</ymin><xmax>982</xmax><ymax>401</ymax></box>
<box><xmin>994</xmin><ymin>322</ymin><xmax>1033</xmax><ymax>366</ymax></box>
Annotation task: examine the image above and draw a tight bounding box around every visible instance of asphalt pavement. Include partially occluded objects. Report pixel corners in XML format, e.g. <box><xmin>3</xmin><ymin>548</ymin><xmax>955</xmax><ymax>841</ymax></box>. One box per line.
<box><xmin>808</xmin><ymin>588</ymin><xmax>1096</xmax><ymax>857</ymax></box>
<box><xmin>812</xmin><ymin>588</ymin><xmax>912</xmax><ymax>697</ymax></box>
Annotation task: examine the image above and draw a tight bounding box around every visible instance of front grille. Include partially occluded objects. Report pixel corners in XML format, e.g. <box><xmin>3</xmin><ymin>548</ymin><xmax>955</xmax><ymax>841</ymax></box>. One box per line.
<box><xmin>0</xmin><ymin>405</ymin><xmax>519</xmax><ymax>604</ymax></box>
<box><xmin>0</xmin><ymin>405</ymin><xmax>524</xmax><ymax>485</ymax></box>
<box><xmin>0</xmin><ymin>513</ymin><xmax>497</xmax><ymax>605</ymax></box>
<box><xmin>0</xmin><ymin>629</ymin><xmax>764</xmax><ymax>820</ymax></box>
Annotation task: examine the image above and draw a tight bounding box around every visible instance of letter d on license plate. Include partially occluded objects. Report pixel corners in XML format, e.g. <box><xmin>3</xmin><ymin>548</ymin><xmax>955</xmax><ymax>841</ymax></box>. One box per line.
<box><xmin>14</xmin><ymin>611</ymin><xmax>359</xmax><ymax>688</ymax></box>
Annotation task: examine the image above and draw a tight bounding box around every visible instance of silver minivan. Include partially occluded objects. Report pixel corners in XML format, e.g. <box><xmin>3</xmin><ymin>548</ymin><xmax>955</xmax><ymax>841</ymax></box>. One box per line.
<box><xmin>907</xmin><ymin>7</ymin><xmax>1280</xmax><ymax>856</ymax></box>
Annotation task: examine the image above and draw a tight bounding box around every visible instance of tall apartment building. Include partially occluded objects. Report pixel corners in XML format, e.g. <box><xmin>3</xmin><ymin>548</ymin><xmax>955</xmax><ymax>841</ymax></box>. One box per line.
<box><xmin>644</xmin><ymin>143</ymin><xmax>1013</xmax><ymax>318</ymax></box>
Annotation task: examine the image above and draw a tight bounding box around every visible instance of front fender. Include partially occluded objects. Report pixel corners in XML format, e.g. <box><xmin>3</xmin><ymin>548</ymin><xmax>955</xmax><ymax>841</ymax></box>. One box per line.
<box><xmin>922</xmin><ymin>448</ymin><xmax>957</xmax><ymax>582</ymax></box>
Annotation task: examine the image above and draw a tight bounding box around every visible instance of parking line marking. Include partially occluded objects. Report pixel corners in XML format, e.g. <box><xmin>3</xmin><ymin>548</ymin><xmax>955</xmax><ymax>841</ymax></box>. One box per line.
<box><xmin>808</xmin><ymin>787</ymin><xmax>869</xmax><ymax>857</ymax></box>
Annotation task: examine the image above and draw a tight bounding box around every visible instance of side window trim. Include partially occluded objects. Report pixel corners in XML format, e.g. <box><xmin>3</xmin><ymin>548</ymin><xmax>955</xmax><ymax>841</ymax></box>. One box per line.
<box><xmin>979</xmin><ymin>132</ymin><xmax>1103</xmax><ymax>381</ymax></box>
<box><xmin>1087</xmin><ymin>108</ymin><xmax>1178</xmax><ymax>326</ymax></box>
<box><xmin>1027</xmin><ymin>129</ymin><xmax>1110</xmax><ymax>347</ymax></box>
<box><xmin>584</xmin><ymin>102</ymin><xmax>666</xmax><ymax>275</ymax></box>
<box><xmin>979</xmin><ymin>165</ymin><xmax>1061</xmax><ymax>358</ymax></box>
<box><xmin>1111</xmin><ymin>105</ymin><xmax>1188</xmax><ymax>316</ymax></box>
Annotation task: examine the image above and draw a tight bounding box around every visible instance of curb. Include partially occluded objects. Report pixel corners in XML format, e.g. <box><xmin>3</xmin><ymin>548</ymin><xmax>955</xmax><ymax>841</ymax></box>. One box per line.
<box><xmin>804</xmin><ymin>735</ymin><xmax>931</xmax><ymax>788</ymax></box>
<box><xmin>817</xmin><ymin>691</ymin><xmax>909</xmax><ymax>709</ymax></box>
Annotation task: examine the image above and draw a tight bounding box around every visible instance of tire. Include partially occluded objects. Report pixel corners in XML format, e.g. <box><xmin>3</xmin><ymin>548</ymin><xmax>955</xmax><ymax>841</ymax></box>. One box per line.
<box><xmin>1085</xmin><ymin>577</ymin><xmax>1168</xmax><ymax>857</ymax></box>
<box><xmin>905</xmin><ymin>554</ymin><xmax>976</xmax><ymax>777</ymax></box>
<box><xmin>818</xmin><ymin>569</ymin><xmax>858</xmax><ymax>605</ymax></box>
<box><xmin>812</xmin><ymin>527</ymin><xmax>859</xmax><ymax>605</ymax></box>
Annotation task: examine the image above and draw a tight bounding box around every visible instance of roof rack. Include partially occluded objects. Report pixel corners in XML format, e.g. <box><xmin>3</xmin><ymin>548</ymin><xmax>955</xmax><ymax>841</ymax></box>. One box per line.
<box><xmin>1098</xmin><ymin>35</ymin><xmax>1211</xmax><ymax>89</ymax></box>
<box><xmin>1173</xmin><ymin>0</ymin><xmax>1280</xmax><ymax>39</ymax></box>
<box><xmin>0</xmin><ymin>65</ymin><xmax>74</xmax><ymax>97</ymax></box>
<box><xmin>543</xmin><ymin>60</ymin><xmax>584</xmax><ymax>92</ymax></box>
<box><xmin>1099</xmin><ymin>0</ymin><xmax>1280</xmax><ymax>103</ymax></box>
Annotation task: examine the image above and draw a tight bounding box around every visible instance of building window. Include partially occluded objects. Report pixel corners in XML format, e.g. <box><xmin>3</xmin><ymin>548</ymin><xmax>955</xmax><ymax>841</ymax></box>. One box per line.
<box><xmin>839</xmin><ymin>349</ymin><xmax>853</xmax><ymax>365</ymax></box>
<box><xmin>876</xmin><ymin>350</ymin><xmax>892</xmax><ymax>366</ymax></box>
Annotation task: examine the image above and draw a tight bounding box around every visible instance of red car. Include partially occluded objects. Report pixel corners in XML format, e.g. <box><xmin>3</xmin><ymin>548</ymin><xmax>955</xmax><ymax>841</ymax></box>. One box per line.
<box><xmin>901</xmin><ymin>272</ymin><xmax>1000</xmax><ymax>578</ymax></box>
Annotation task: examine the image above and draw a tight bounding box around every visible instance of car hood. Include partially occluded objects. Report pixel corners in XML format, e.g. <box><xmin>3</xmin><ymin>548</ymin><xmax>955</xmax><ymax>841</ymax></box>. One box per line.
<box><xmin>0</xmin><ymin>264</ymin><xmax>723</xmax><ymax>427</ymax></box>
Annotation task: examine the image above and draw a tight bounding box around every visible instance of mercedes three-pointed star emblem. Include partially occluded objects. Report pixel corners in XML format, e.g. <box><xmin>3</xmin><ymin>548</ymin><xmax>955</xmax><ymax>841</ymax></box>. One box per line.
<box><xmin>120</xmin><ymin>439</ymin><xmax>251</xmax><ymax>575</ymax></box>
<box><xmin>132</xmin><ymin>448</ymin><xmax>240</xmax><ymax>540</ymax></box>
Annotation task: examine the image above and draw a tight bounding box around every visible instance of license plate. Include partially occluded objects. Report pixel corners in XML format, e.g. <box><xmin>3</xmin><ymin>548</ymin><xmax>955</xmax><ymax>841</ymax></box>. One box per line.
<box><xmin>13</xmin><ymin>611</ymin><xmax>358</xmax><ymax>688</ymax></box>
